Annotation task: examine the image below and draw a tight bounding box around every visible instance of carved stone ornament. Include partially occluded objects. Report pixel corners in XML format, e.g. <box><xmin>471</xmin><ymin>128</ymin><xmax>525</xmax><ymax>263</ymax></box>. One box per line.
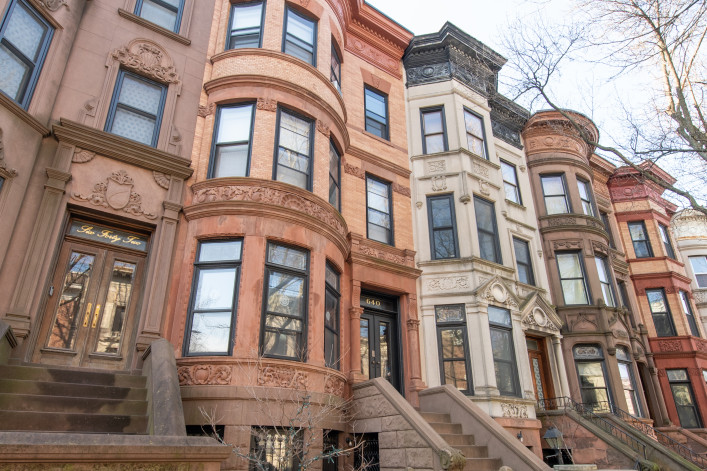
<box><xmin>501</xmin><ymin>402</ymin><xmax>528</xmax><ymax>419</ymax></box>
<box><xmin>197</xmin><ymin>103</ymin><xmax>215</xmax><ymax>118</ymax></box>
<box><xmin>316</xmin><ymin>120</ymin><xmax>330</xmax><ymax>137</ymax></box>
<box><xmin>344</xmin><ymin>163</ymin><xmax>365</xmax><ymax>179</ymax></box>
<box><xmin>696</xmin><ymin>338</ymin><xmax>707</xmax><ymax>354</ymax></box>
<box><xmin>257</xmin><ymin>365</ymin><xmax>308</xmax><ymax>389</ymax></box>
<box><xmin>427</xmin><ymin>160</ymin><xmax>446</xmax><ymax>174</ymax></box>
<box><xmin>73</xmin><ymin>170</ymin><xmax>158</xmax><ymax>220</ymax></box>
<box><xmin>479</xmin><ymin>180</ymin><xmax>490</xmax><ymax>196</ymax></box>
<box><xmin>393</xmin><ymin>182</ymin><xmax>411</xmax><ymax>197</ymax></box>
<box><xmin>658</xmin><ymin>340</ymin><xmax>682</xmax><ymax>352</ymax></box>
<box><xmin>72</xmin><ymin>148</ymin><xmax>96</xmax><ymax>163</ymax></box>
<box><xmin>256</xmin><ymin>98</ymin><xmax>277</xmax><ymax>112</ymax></box>
<box><xmin>357</xmin><ymin>244</ymin><xmax>409</xmax><ymax>266</ymax></box>
<box><xmin>0</xmin><ymin>128</ymin><xmax>18</xmax><ymax>177</ymax></box>
<box><xmin>522</xmin><ymin>308</ymin><xmax>559</xmax><ymax>332</ymax></box>
<box><xmin>192</xmin><ymin>184</ymin><xmax>345</xmax><ymax>237</ymax></box>
<box><xmin>472</xmin><ymin>162</ymin><xmax>489</xmax><ymax>178</ymax></box>
<box><xmin>432</xmin><ymin>175</ymin><xmax>447</xmax><ymax>191</ymax></box>
<box><xmin>39</xmin><ymin>0</ymin><xmax>69</xmax><ymax>11</ymax></box>
<box><xmin>427</xmin><ymin>276</ymin><xmax>470</xmax><ymax>292</ymax></box>
<box><xmin>407</xmin><ymin>318</ymin><xmax>421</xmax><ymax>330</ymax></box>
<box><xmin>592</xmin><ymin>240</ymin><xmax>609</xmax><ymax>256</ymax></box>
<box><xmin>324</xmin><ymin>376</ymin><xmax>345</xmax><ymax>396</ymax></box>
<box><xmin>0</xmin><ymin>465</ymin><xmax>190</xmax><ymax>471</ymax></box>
<box><xmin>153</xmin><ymin>171</ymin><xmax>170</xmax><ymax>189</ymax></box>
<box><xmin>547</xmin><ymin>216</ymin><xmax>577</xmax><ymax>227</ymax></box>
<box><xmin>112</xmin><ymin>41</ymin><xmax>179</xmax><ymax>84</ymax></box>
<box><xmin>480</xmin><ymin>280</ymin><xmax>519</xmax><ymax>308</ymax></box>
<box><xmin>553</xmin><ymin>240</ymin><xmax>582</xmax><ymax>250</ymax></box>
<box><xmin>177</xmin><ymin>365</ymin><xmax>232</xmax><ymax>385</ymax></box>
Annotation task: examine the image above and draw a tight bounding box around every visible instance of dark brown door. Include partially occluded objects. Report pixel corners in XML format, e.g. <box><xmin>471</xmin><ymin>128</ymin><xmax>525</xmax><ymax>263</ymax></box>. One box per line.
<box><xmin>526</xmin><ymin>336</ymin><xmax>554</xmax><ymax>404</ymax></box>
<box><xmin>33</xmin><ymin>226</ymin><xmax>146</xmax><ymax>370</ymax></box>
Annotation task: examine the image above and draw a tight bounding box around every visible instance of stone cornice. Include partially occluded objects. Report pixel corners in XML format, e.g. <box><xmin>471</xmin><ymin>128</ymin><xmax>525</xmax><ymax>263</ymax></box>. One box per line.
<box><xmin>527</xmin><ymin>155</ymin><xmax>593</xmax><ymax>176</ymax></box>
<box><xmin>52</xmin><ymin>119</ymin><xmax>193</xmax><ymax>179</ymax></box>
<box><xmin>117</xmin><ymin>9</ymin><xmax>191</xmax><ymax>46</ymax></box>
<box><xmin>346</xmin><ymin>145</ymin><xmax>411</xmax><ymax>178</ymax></box>
<box><xmin>0</xmin><ymin>92</ymin><xmax>51</xmax><ymax>137</ymax></box>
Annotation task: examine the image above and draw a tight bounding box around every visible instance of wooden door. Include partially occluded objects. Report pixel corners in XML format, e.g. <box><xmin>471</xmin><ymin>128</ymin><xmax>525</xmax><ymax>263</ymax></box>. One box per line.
<box><xmin>526</xmin><ymin>336</ymin><xmax>554</xmax><ymax>404</ymax></box>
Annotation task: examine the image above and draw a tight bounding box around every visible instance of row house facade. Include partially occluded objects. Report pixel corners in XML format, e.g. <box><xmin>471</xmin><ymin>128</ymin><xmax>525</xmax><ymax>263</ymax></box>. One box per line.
<box><xmin>672</xmin><ymin>209</ymin><xmax>707</xmax><ymax>334</ymax></box>
<box><xmin>607</xmin><ymin>164</ymin><xmax>707</xmax><ymax>430</ymax></box>
<box><xmin>404</xmin><ymin>24</ymin><xmax>569</xmax><ymax>456</ymax></box>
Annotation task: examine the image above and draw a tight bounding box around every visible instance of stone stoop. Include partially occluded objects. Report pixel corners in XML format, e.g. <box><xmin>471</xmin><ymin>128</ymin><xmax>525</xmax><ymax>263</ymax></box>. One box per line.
<box><xmin>419</xmin><ymin>412</ymin><xmax>503</xmax><ymax>471</ymax></box>
<box><xmin>0</xmin><ymin>364</ymin><xmax>148</xmax><ymax>434</ymax></box>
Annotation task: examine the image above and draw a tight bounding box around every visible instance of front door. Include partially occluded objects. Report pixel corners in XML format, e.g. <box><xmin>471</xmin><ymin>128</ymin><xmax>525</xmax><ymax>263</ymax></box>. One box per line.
<box><xmin>33</xmin><ymin>220</ymin><xmax>147</xmax><ymax>370</ymax></box>
<box><xmin>360</xmin><ymin>293</ymin><xmax>401</xmax><ymax>392</ymax></box>
<box><xmin>527</xmin><ymin>336</ymin><xmax>554</xmax><ymax>405</ymax></box>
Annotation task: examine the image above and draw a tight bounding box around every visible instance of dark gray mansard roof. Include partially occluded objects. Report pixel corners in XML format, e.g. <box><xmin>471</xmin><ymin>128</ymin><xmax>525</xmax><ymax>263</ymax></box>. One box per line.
<box><xmin>403</xmin><ymin>22</ymin><xmax>529</xmax><ymax>149</ymax></box>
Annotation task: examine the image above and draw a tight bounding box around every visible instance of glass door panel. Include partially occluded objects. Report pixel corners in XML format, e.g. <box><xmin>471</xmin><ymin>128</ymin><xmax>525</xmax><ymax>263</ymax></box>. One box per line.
<box><xmin>360</xmin><ymin>318</ymin><xmax>370</xmax><ymax>379</ymax></box>
<box><xmin>93</xmin><ymin>260</ymin><xmax>137</xmax><ymax>355</ymax></box>
<box><xmin>379</xmin><ymin>320</ymin><xmax>391</xmax><ymax>381</ymax></box>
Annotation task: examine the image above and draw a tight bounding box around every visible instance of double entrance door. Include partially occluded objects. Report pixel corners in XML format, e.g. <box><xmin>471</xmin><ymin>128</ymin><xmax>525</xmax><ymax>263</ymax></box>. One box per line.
<box><xmin>33</xmin><ymin>220</ymin><xmax>147</xmax><ymax>370</ymax></box>
<box><xmin>360</xmin><ymin>292</ymin><xmax>401</xmax><ymax>392</ymax></box>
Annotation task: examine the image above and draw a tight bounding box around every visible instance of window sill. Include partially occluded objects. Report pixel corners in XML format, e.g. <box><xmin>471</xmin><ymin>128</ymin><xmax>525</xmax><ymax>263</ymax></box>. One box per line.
<box><xmin>362</xmin><ymin>129</ymin><xmax>392</xmax><ymax>146</ymax></box>
<box><xmin>0</xmin><ymin>92</ymin><xmax>50</xmax><ymax>137</ymax></box>
<box><xmin>505</xmin><ymin>199</ymin><xmax>526</xmax><ymax>210</ymax></box>
<box><xmin>118</xmin><ymin>9</ymin><xmax>191</xmax><ymax>46</ymax></box>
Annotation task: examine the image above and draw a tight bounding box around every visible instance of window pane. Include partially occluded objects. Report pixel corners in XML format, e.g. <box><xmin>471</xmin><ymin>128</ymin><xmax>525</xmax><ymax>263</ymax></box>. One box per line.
<box><xmin>5</xmin><ymin>3</ymin><xmax>46</xmax><ymax>61</ymax></box>
<box><xmin>368</xmin><ymin>221</ymin><xmax>390</xmax><ymax>243</ymax></box>
<box><xmin>444</xmin><ymin>361</ymin><xmax>468</xmax><ymax>390</ymax></box>
<box><xmin>232</xmin><ymin>3</ymin><xmax>262</xmax><ymax>30</ymax></box>
<box><xmin>647</xmin><ymin>290</ymin><xmax>667</xmax><ymax>313</ymax></box>
<box><xmin>430</xmin><ymin>198</ymin><xmax>452</xmax><ymax>228</ymax></box>
<box><xmin>435</xmin><ymin>305</ymin><xmax>464</xmax><ymax>323</ymax></box>
<box><xmin>558</xmin><ymin>253</ymin><xmax>583</xmax><ymax>278</ymax></box>
<box><xmin>488</xmin><ymin>306</ymin><xmax>511</xmax><ymax>326</ymax></box>
<box><xmin>464</xmin><ymin>111</ymin><xmax>483</xmax><ymax>136</ymax></box>
<box><xmin>217</xmin><ymin>106</ymin><xmax>253</xmax><ymax>143</ymax></box>
<box><xmin>267</xmin><ymin>244</ymin><xmax>307</xmax><ymax>270</ymax></box>
<box><xmin>325</xmin><ymin>264</ymin><xmax>338</xmax><ymax>290</ymax></box>
<box><xmin>423</xmin><ymin>110</ymin><xmax>443</xmax><ymax>133</ymax></box>
<box><xmin>140</xmin><ymin>0</ymin><xmax>178</xmax><ymax>30</ymax></box>
<box><xmin>545</xmin><ymin>195</ymin><xmax>569</xmax><ymax>214</ymax></box>
<box><xmin>494</xmin><ymin>360</ymin><xmax>516</xmax><ymax>395</ymax></box>
<box><xmin>433</xmin><ymin>230</ymin><xmax>456</xmax><ymax>259</ymax></box>
<box><xmin>542</xmin><ymin>176</ymin><xmax>565</xmax><ymax>195</ymax></box>
<box><xmin>468</xmin><ymin>136</ymin><xmax>484</xmax><ymax>157</ymax></box>
<box><xmin>577</xmin><ymin>362</ymin><xmax>607</xmax><ymax>388</ymax></box>
<box><xmin>425</xmin><ymin>135</ymin><xmax>445</xmax><ymax>154</ymax></box>
<box><xmin>199</xmin><ymin>240</ymin><xmax>242</xmax><ymax>262</ymax></box>
<box><xmin>490</xmin><ymin>328</ymin><xmax>513</xmax><ymax>360</ymax></box>
<box><xmin>324</xmin><ymin>292</ymin><xmax>338</xmax><ymax>331</ymax></box>
<box><xmin>118</xmin><ymin>75</ymin><xmax>163</xmax><ymax>115</ymax></box>
<box><xmin>214</xmin><ymin>144</ymin><xmax>249</xmax><ymax>177</ymax></box>
<box><xmin>267</xmin><ymin>272</ymin><xmax>304</xmax><ymax>316</ymax></box>
<box><xmin>194</xmin><ymin>268</ymin><xmax>236</xmax><ymax>310</ymax></box>
<box><xmin>279</xmin><ymin>113</ymin><xmax>311</xmax><ymax>154</ymax></box>
<box><xmin>690</xmin><ymin>256</ymin><xmax>707</xmax><ymax>275</ymax></box>
<box><xmin>501</xmin><ymin>162</ymin><xmax>517</xmax><ymax>185</ymax></box>
<box><xmin>263</xmin><ymin>330</ymin><xmax>299</xmax><ymax>357</ymax></box>
<box><xmin>188</xmin><ymin>312</ymin><xmax>231</xmax><ymax>353</ymax></box>
<box><xmin>287</xmin><ymin>10</ymin><xmax>314</xmax><ymax>44</ymax></box>
<box><xmin>514</xmin><ymin>238</ymin><xmax>529</xmax><ymax>264</ymax></box>
<box><xmin>0</xmin><ymin>44</ymin><xmax>29</xmax><ymax>100</ymax></box>
<box><xmin>111</xmin><ymin>108</ymin><xmax>156</xmax><ymax>145</ymax></box>
<box><xmin>561</xmin><ymin>280</ymin><xmax>589</xmax><ymax>304</ymax></box>
<box><xmin>629</xmin><ymin>223</ymin><xmax>648</xmax><ymax>242</ymax></box>
<box><xmin>440</xmin><ymin>328</ymin><xmax>466</xmax><ymax>359</ymax></box>
<box><xmin>365</xmin><ymin>89</ymin><xmax>386</xmax><ymax>118</ymax></box>
<box><xmin>652</xmin><ymin>312</ymin><xmax>676</xmax><ymax>337</ymax></box>
<box><xmin>265</xmin><ymin>314</ymin><xmax>302</xmax><ymax>331</ymax></box>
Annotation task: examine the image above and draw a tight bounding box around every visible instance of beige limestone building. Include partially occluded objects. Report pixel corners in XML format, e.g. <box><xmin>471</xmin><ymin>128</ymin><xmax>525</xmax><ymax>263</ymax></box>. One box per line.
<box><xmin>672</xmin><ymin>209</ymin><xmax>707</xmax><ymax>333</ymax></box>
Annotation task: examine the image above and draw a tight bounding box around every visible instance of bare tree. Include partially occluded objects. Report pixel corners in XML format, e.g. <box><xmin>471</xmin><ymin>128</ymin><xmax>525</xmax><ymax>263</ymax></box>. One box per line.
<box><xmin>501</xmin><ymin>0</ymin><xmax>707</xmax><ymax>214</ymax></box>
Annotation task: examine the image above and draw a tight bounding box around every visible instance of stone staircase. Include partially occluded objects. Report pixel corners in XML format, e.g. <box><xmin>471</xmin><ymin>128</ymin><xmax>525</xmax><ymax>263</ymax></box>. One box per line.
<box><xmin>420</xmin><ymin>411</ymin><xmax>503</xmax><ymax>470</ymax></box>
<box><xmin>0</xmin><ymin>364</ymin><xmax>149</xmax><ymax>434</ymax></box>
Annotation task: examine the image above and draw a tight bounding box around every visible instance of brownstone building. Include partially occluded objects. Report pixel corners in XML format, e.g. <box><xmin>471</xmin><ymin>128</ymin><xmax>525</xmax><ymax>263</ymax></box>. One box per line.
<box><xmin>607</xmin><ymin>162</ymin><xmax>707</xmax><ymax>429</ymax></box>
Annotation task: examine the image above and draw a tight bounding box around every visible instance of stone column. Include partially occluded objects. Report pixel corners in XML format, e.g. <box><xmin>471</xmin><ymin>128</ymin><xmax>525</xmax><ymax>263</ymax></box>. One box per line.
<box><xmin>647</xmin><ymin>353</ymin><xmax>671</xmax><ymax>425</ymax></box>
<box><xmin>349</xmin><ymin>280</ymin><xmax>363</xmax><ymax>382</ymax></box>
<box><xmin>553</xmin><ymin>337</ymin><xmax>571</xmax><ymax>397</ymax></box>
<box><xmin>406</xmin><ymin>294</ymin><xmax>424</xmax><ymax>390</ymax></box>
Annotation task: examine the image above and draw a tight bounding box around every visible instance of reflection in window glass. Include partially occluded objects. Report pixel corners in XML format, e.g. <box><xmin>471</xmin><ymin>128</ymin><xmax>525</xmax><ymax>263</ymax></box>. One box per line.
<box><xmin>463</xmin><ymin>109</ymin><xmax>487</xmax><ymax>159</ymax></box>
<box><xmin>228</xmin><ymin>1</ymin><xmax>264</xmax><ymax>49</ymax></box>
<box><xmin>668</xmin><ymin>369</ymin><xmax>703</xmax><ymax>428</ymax></box>
<box><xmin>577</xmin><ymin>179</ymin><xmax>595</xmax><ymax>216</ymax></box>
<box><xmin>135</xmin><ymin>0</ymin><xmax>183</xmax><ymax>32</ymax></box>
<box><xmin>211</xmin><ymin>104</ymin><xmax>254</xmax><ymax>178</ymax></box>
<box><xmin>324</xmin><ymin>264</ymin><xmax>340</xmax><ymax>369</ymax></box>
<box><xmin>595</xmin><ymin>256</ymin><xmax>616</xmax><ymax>307</ymax></box>
<box><xmin>513</xmin><ymin>238</ymin><xmax>535</xmax><ymax>286</ymax></box>
<box><xmin>690</xmin><ymin>255</ymin><xmax>707</xmax><ymax>288</ymax></box>
<box><xmin>283</xmin><ymin>8</ymin><xmax>316</xmax><ymax>65</ymax></box>
<box><xmin>488</xmin><ymin>306</ymin><xmax>519</xmax><ymax>397</ymax></box>
<box><xmin>365</xmin><ymin>87</ymin><xmax>388</xmax><ymax>139</ymax></box>
<box><xmin>501</xmin><ymin>161</ymin><xmax>521</xmax><ymax>204</ymax></box>
<box><xmin>435</xmin><ymin>305</ymin><xmax>472</xmax><ymax>394</ymax></box>
<box><xmin>276</xmin><ymin>110</ymin><xmax>312</xmax><ymax>190</ymax></box>
<box><xmin>366</xmin><ymin>176</ymin><xmax>392</xmax><ymax>244</ymax></box>
<box><xmin>628</xmin><ymin>221</ymin><xmax>653</xmax><ymax>258</ymax></box>
<box><xmin>616</xmin><ymin>347</ymin><xmax>642</xmax><ymax>417</ymax></box>
<box><xmin>541</xmin><ymin>175</ymin><xmax>570</xmax><ymax>214</ymax></box>
<box><xmin>557</xmin><ymin>252</ymin><xmax>589</xmax><ymax>305</ymax></box>
<box><xmin>646</xmin><ymin>288</ymin><xmax>676</xmax><ymax>337</ymax></box>
<box><xmin>474</xmin><ymin>196</ymin><xmax>501</xmax><ymax>264</ymax></box>
<box><xmin>421</xmin><ymin>108</ymin><xmax>447</xmax><ymax>154</ymax></box>
<box><xmin>427</xmin><ymin>194</ymin><xmax>458</xmax><ymax>259</ymax></box>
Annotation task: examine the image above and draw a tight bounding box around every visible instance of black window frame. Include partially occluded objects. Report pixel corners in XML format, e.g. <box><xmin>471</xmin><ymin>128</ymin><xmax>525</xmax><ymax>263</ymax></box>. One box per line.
<box><xmin>595</xmin><ymin>255</ymin><xmax>617</xmax><ymax>307</ymax></box>
<box><xmin>573</xmin><ymin>345</ymin><xmax>613</xmax><ymax>413</ymax></box>
<box><xmin>366</xmin><ymin>174</ymin><xmax>393</xmax><ymax>245</ymax></box>
<box><xmin>328</xmin><ymin>139</ymin><xmax>341</xmax><ymax>211</ymax></box>
<box><xmin>646</xmin><ymin>288</ymin><xmax>677</xmax><ymax>337</ymax></box>
<box><xmin>208</xmin><ymin>102</ymin><xmax>256</xmax><ymax>179</ymax></box>
<box><xmin>689</xmin><ymin>255</ymin><xmax>707</xmax><ymax>288</ymax></box>
<box><xmin>226</xmin><ymin>0</ymin><xmax>266</xmax><ymax>50</ymax></box>
<box><xmin>600</xmin><ymin>211</ymin><xmax>616</xmax><ymax>248</ymax></box>
<box><xmin>183</xmin><ymin>239</ymin><xmax>243</xmax><ymax>357</ymax></box>
<box><xmin>364</xmin><ymin>86</ymin><xmax>389</xmax><ymax>140</ymax></box>
<box><xmin>488</xmin><ymin>305</ymin><xmax>520</xmax><ymax>397</ymax></box>
<box><xmin>616</xmin><ymin>346</ymin><xmax>643</xmax><ymax>417</ymax></box>
<box><xmin>463</xmin><ymin>108</ymin><xmax>488</xmax><ymax>159</ymax></box>
<box><xmin>659</xmin><ymin>223</ymin><xmax>676</xmax><ymax>259</ymax></box>
<box><xmin>273</xmin><ymin>107</ymin><xmax>315</xmax><ymax>191</ymax></box>
<box><xmin>0</xmin><ymin>0</ymin><xmax>53</xmax><ymax>108</ymax></box>
<box><xmin>282</xmin><ymin>6</ymin><xmax>317</xmax><ymax>66</ymax></box>
<box><xmin>628</xmin><ymin>221</ymin><xmax>654</xmax><ymax>258</ymax></box>
<box><xmin>556</xmin><ymin>251</ymin><xmax>591</xmax><ymax>305</ymax></box>
<box><xmin>680</xmin><ymin>290</ymin><xmax>701</xmax><ymax>337</ymax></box>
<box><xmin>577</xmin><ymin>177</ymin><xmax>596</xmax><ymax>217</ymax></box>
<box><xmin>513</xmin><ymin>237</ymin><xmax>535</xmax><ymax>286</ymax></box>
<box><xmin>260</xmin><ymin>242</ymin><xmax>310</xmax><ymax>361</ymax></box>
<box><xmin>667</xmin><ymin>369</ymin><xmax>703</xmax><ymax>428</ymax></box>
<box><xmin>0</xmin><ymin>176</ymin><xmax>4</xmax><ymax>193</ymax></box>
<box><xmin>540</xmin><ymin>173</ymin><xmax>571</xmax><ymax>215</ymax></box>
<box><xmin>435</xmin><ymin>304</ymin><xmax>473</xmax><ymax>395</ymax></box>
<box><xmin>473</xmin><ymin>195</ymin><xmax>502</xmax><ymax>264</ymax></box>
<box><xmin>324</xmin><ymin>262</ymin><xmax>340</xmax><ymax>369</ymax></box>
<box><xmin>427</xmin><ymin>193</ymin><xmax>459</xmax><ymax>260</ymax></box>
<box><xmin>501</xmin><ymin>160</ymin><xmax>522</xmax><ymax>205</ymax></box>
<box><xmin>134</xmin><ymin>0</ymin><xmax>184</xmax><ymax>33</ymax></box>
<box><xmin>104</xmin><ymin>69</ymin><xmax>168</xmax><ymax>147</ymax></box>
<box><xmin>330</xmin><ymin>42</ymin><xmax>341</xmax><ymax>93</ymax></box>
<box><xmin>420</xmin><ymin>106</ymin><xmax>448</xmax><ymax>155</ymax></box>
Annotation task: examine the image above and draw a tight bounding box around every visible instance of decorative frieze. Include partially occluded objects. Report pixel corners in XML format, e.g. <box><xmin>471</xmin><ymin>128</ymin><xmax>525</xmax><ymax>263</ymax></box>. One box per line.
<box><xmin>427</xmin><ymin>160</ymin><xmax>446</xmax><ymax>174</ymax></box>
<box><xmin>427</xmin><ymin>276</ymin><xmax>470</xmax><ymax>292</ymax></box>
<box><xmin>344</xmin><ymin>163</ymin><xmax>365</xmax><ymax>179</ymax></box>
<box><xmin>501</xmin><ymin>402</ymin><xmax>528</xmax><ymax>419</ymax></box>
<box><xmin>324</xmin><ymin>376</ymin><xmax>346</xmax><ymax>396</ymax></box>
<box><xmin>658</xmin><ymin>340</ymin><xmax>682</xmax><ymax>352</ymax></box>
<box><xmin>72</xmin><ymin>170</ymin><xmax>158</xmax><ymax>220</ymax></box>
<box><xmin>256</xmin><ymin>98</ymin><xmax>277</xmax><ymax>112</ymax></box>
<box><xmin>546</xmin><ymin>216</ymin><xmax>577</xmax><ymax>227</ymax></box>
<box><xmin>354</xmin><ymin>241</ymin><xmax>414</xmax><ymax>267</ymax></box>
<box><xmin>112</xmin><ymin>41</ymin><xmax>179</xmax><ymax>84</ymax></box>
<box><xmin>177</xmin><ymin>365</ymin><xmax>232</xmax><ymax>385</ymax></box>
<box><xmin>257</xmin><ymin>365</ymin><xmax>308</xmax><ymax>389</ymax></box>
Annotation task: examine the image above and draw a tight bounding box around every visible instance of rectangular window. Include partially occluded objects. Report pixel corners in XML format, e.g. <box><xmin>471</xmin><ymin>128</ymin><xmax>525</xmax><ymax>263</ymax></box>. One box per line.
<box><xmin>659</xmin><ymin>223</ymin><xmax>676</xmax><ymax>259</ymax></box>
<box><xmin>366</xmin><ymin>175</ymin><xmax>392</xmax><ymax>245</ymax></box>
<box><xmin>184</xmin><ymin>240</ymin><xmax>242</xmax><ymax>356</ymax></box>
<box><xmin>680</xmin><ymin>290</ymin><xmax>701</xmax><ymax>337</ymax></box>
<box><xmin>488</xmin><ymin>306</ymin><xmax>520</xmax><ymax>397</ymax></box>
<box><xmin>541</xmin><ymin>174</ymin><xmax>571</xmax><ymax>215</ymax></box>
<box><xmin>0</xmin><ymin>0</ymin><xmax>53</xmax><ymax>108</ymax></box>
<box><xmin>328</xmin><ymin>141</ymin><xmax>340</xmax><ymax>211</ymax></box>
<box><xmin>577</xmin><ymin>178</ymin><xmax>595</xmax><ymax>216</ymax></box>
<box><xmin>513</xmin><ymin>237</ymin><xmax>535</xmax><ymax>286</ymax></box>
<box><xmin>557</xmin><ymin>252</ymin><xmax>590</xmax><ymax>305</ymax></box>
<box><xmin>646</xmin><ymin>288</ymin><xmax>677</xmax><ymax>337</ymax></box>
<box><xmin>600</xmin><ymin>211</ymin><xmax>615</xmax><ymax>248</ymax></box>
<box><xmin>261</xmin><ymin>243</ymin><xmax>309</xmax><ymax>360</ymax></box>
<box><xmin>228</xmin><ymin>1</ymin><xmax>265</xmax><ymax>49</ymax></box>
<box><xmin>364</xmin><ymin>87</ymin><xmax>388</xmax><ymax>140</ymax></box>
<box><xmin>435</xmin><ymin>305</ymin><xmax>473</xmax><ymax>395</ymax></box>
<box><xmin>135</xmin><ymin>0</ymin><xmax>184</xmax><ymax>32</ymax></box>
<box><xmin>690</xmin><ymin>255</ymin><xmax>707</xmax><ymax>288</ymax></box>
<box><xmin>628</xmin><ymin>221</ymin><xmax>653</xmax><ymax>258</ymax></box>
<box><xmin>617</xmin><ymin>347</ymin><xmax>642</xmax><ymax>417</ymax></box>
<box><xmin>105</xmin><ymin>70</ymin><xmax>167</xmax><ymax>147</ymax></box>
<box><xmin>667</xmin><ymin>369</ymin><xmax>703</xmax><ymax>428</ymax></box>
<box><xmin>250</xmin><ymin>427</ymin><xmax>303</xmax><ymax>471</ymax></box>
<box><xmin>330</xmin><ymin>44</ymin><xmax>341</xmax><ymax>93</ymax></box>
<box><xmin>595</xmin><ymin>256</ymin><xmax>616</xmax><ymax>307</ymax></box>
<box><xmin>324</xmin><ymin>263</ymin><xmax>340</xmax><ymax>369</ymax></box>
<box><xmin>283</xmin><ymin>7</ymin><xmax>316</xmax><ymax>65</ymax></box>
<box><xmin>427</xmin><ymin>194</ymin><xmax>459</xmax><ymax>259</ymax></box>
<box><xmin>463</xmin><ymin>109</ymin><xmax>487</xmax><ymax>159</ymax></box>
<box><xmin>574</xmin><ymin>346</ymin><xmax>611</xmax><ymax>412</ymax></box>
<box><xmin>420</xmin><ymin>107</ymin><xmax>447</xmax><ymax>154</ymax></box>
<box><xmin>209</xmin><ymin>103</ymin><xmax>255</xmax><ymax>178</ymax></box>
<box><xmin>474</xmin><ymin>196</ymin><xmax>502</xmax><ymax>264</ymax></box>
<box><xmin>501</xmin><ymin>160</ymin><xmax>521</xmax><ymax>204</ymax></box>
<box><xmin>275</xmin><ymin>109</ymin><xmax>313</xmax><ymax>190</ymax></box>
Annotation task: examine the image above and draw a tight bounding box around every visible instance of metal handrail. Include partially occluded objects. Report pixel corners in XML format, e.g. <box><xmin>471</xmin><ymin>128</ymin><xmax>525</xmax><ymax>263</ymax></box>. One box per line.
<box><xmin>537</xmin><ymin>397</ymin><xmax>647</xmax><ymax>460</ymax></box>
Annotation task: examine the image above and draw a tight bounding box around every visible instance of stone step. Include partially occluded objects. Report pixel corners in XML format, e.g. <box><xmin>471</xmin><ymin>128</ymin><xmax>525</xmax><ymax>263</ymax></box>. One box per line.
<box><xmin>0</xmin><ymin>393</ymin><xmax>148</xmax><ymax>415</ymax></box>
<box><xmin>419</xmin><ymin>412</ymin><xmax>451</xmax><ymax>423</ymax></box>
<box><xmin>0</xmin><ymin>378</ymin><xmax>147</xmax><ymax>400</ymax></box>
<box><xmin>464</xmin><ymin>457</ymin><xmax>503</xmax><ymax>471</ymax></box>
<box><xmin>440</xmin><ymin>433</ymin><xmax>475</xmax><ymax>446</ymax></box>
<box><xmin>0</xmin><ymin>410</ymin><xmax>148</xmax><ymax>434</ymax></box>
<box><xmin>427</xmin><ymin>422</ymin><xmax>462</xmax><ymax>435</ymax></box>
<box><xmin>457</xmin><ymin>444</ymin><xmax>488</xmax><ymax>458</ymax></box>
<box><xmin>0</xmin><ymin>365</ymin><xmax>146</xmax><ymax>388</ymax></box>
